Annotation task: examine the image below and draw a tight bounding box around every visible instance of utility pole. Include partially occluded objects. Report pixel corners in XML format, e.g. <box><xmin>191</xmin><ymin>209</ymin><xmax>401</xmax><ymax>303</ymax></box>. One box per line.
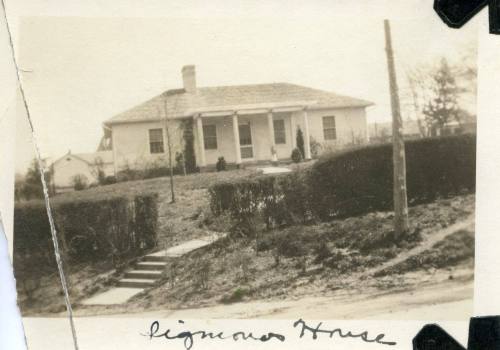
<box><xmin>384</xmin><ymin>19</ymin><xmax>409</xmax><ymax>237</ymax></box>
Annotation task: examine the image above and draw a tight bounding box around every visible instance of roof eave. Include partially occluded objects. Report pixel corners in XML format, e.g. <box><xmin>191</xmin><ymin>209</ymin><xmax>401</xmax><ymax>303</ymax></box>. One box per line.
<box><xmin>309</xmin><ymin>101</ymin><xmax>375</xmax><ymax>110</ymax></box>
<box><xmin>103</xmin><ymin>115</ymin><xmax>190</xmax><ymax>127</ymax></box>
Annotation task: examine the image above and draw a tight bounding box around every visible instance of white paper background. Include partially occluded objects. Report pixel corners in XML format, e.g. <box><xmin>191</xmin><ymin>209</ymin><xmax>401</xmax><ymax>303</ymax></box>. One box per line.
<box><xmin>1</xmin><ymin>1</ymin><xmax>499</xmax><ymax>349</ymax></box>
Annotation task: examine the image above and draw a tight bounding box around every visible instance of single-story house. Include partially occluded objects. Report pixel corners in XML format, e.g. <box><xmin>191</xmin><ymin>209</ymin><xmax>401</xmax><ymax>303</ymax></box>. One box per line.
<box><xmin>103</xmin><ymin>65</ymin><xmax>373</xmax><ymax>171</ymax></box>
<box><xmin>50</xmin><ymin>151</ymin><xmax>114</xmax><ymax>193</ymax></box>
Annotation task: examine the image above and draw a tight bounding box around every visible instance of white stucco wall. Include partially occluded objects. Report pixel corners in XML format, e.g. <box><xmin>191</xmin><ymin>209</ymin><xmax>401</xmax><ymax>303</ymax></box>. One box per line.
<box><xmin>111</xmin><ymin>107</ymin><xmax>367</xmax><ymax>169</ymax></box>
<box><xmin>52</xmin><ymin>156</ymin><xmax>96</xmax><ymax>188</ymax></box>
<box><xmin>111</xmin><ymin>120</ymin><xmax>184</xmax><ymax>172</ymax></box>
<box><xmin>293</xmin><ymin>107</ymin><xmax>368</xmax><ymax>152</ymax></box>
<box><xmin>52</xmin><ymin>153</ymin><xmax>115</xmax><ymax>189</ymax></box>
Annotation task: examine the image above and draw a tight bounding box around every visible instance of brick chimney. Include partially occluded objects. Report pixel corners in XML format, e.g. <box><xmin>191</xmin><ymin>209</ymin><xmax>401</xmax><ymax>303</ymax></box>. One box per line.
<box><xmin>182</xmin><ymin>65</ymin><xmax>196</xmax><ymax>93</ymax></box>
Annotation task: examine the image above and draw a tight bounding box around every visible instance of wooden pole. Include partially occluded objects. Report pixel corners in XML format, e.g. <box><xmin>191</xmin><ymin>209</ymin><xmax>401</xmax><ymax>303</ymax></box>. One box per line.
<box><xmin>162</xmin><ymin>97</ymin><xmax>176</xmax><ymax>203</ymax></box>
<box><xmin>384</xmin><ymin>19</ymin><xmax>409</xmax><ymax>236</ymax></box>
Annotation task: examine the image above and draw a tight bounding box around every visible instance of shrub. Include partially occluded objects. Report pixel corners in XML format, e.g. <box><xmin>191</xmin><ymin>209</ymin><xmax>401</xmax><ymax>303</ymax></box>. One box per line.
<box><xmin>296</xmin><ymin>128</ymin><xmax>305</xmax><ymax>158</ymax></box>
<box><xmin>216</xmin><ymin>156</ymin><xmax>227</xmax><ymax>172</ymax></box>
<box><xmin>13</xmin><ymin>193</ymin><xmax>159</xmax><ymax>285</ymax></box>
<box><xmin>276</xmin><ymin>171</ymin><xmax>312</xmax><ymax>224</ymax></box>
<box><xmin>13</xmin><ymin>201</ymin><xmax>55</xmax><ymax>279</ymax></box>
<box><xmin>102</xmin><ymin>175</ymin><xmax>117</xmax><ymax>185</ymax></box>
<box><xmin>71</xmin><ymin>174</ymin><xmax>88</xmax><ymax>191</ymax></box>
<box><xmin>310</xmin><ymin>136</ymin><xmax>322</xmax><ymax>159</ymax></box>
<box><xmin>277</xmin><ymin>233</ymin><xmax>306</xmax><ymax>257</ymax></box>
<box><xmin>220</xmin><ymin>287</ymin><xmax>249</xmax><ymax>304</ymax></box>
<box><xmin>180</xmin><ymin>119</ymin><xmax>197</xmax><ymax>173</ymax></box>
<box><xmin>209</xmin><ymin>172</ymin><xmax>312</xmax><ymax>232</ymax></box>
<box><xmin>208</xmin><ymin>177</ymin><xmax>263</xmax><ymax>236</ymax></box>
<box><xmin>309</xmin><ymin>134</ymin><xmax>476</xmax><ymax>220</ymax></box>
<box><xmin>116</xmin><ymin>162</ymin><xmax>139</xmax><ymax>182</ymax></box>
<box><xmin>117</xmin><ymin>161</ymin><xmax>184</xmax><ymax>182</ymax></box>
<box><xmin>313</xmin><ymin>241</ymin><xmax>331</xmax><ymax>264</ymax></box>
<box><xmin>291</xmin><ymin>148</ymin><xmax>303</xmax><ymax>163</ymax></box>
<box><xmin>17</xmin><ymin>159</ymin><xmax>51</xmax><ymax>201</ymax></box>
<box><xmin>143</xmin><ymin>160</ymin><xmax>172</xmax><ymax>179</ymax></box>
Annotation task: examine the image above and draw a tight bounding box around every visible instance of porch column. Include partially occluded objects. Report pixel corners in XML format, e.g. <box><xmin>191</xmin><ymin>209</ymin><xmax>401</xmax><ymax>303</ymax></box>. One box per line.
<box><xmin>196</xmin><ymin>115</ymin><xmax>206</xmax><ymax>167</ymax></box>
<box><xmin>232</xmin><ymin>112</ymin><xmax>242</xmax><ymax>165</ymax></box>
<box><xmin>290</xmin><ymin>114</ymin><xmax>297</xmax><ymax>149</ymax></box>
<box><xmin>267</xmin><ymin>110</ymin><xmax>277</xmax><ymax>161</ymax></box>
<box><xmin>302</xmin><ymin>107</ymin><xmax>312</xmax><ymax>160</ymax></box>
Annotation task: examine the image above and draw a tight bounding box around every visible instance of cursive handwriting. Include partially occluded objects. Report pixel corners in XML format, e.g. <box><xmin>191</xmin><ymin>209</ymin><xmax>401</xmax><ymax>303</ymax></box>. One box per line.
<box><xmin>143</xmin><ymin>318</ymin><xmax>397</xmax><ymax>349</ymax></box>
<box><xmin>293</xmin><ymin>318</ymin><xmax>397</xmax><ymax>346</ymax></box>
<box><xmin>144</xmin><ymin>320</ymin><xmax>286</xmax><ymax>350</ymax></box>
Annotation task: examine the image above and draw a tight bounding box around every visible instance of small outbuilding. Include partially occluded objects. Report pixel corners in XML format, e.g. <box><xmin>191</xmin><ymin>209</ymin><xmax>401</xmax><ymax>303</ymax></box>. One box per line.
<box><xmin>50</xmin><ymin>151</ymin><xmax>114</xmax><ymax>193</ymax></box>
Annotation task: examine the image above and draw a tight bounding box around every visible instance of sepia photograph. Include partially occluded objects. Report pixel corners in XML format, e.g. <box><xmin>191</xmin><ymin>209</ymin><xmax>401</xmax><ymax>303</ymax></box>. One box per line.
<box><xmin>12</xmin><ymin>15</ymin><xmax>477</xmax><ymax>323</ymax></box>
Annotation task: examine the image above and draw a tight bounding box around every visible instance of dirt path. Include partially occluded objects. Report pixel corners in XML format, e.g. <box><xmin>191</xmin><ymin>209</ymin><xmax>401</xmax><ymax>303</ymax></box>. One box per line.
<box><xmin>369</xmin><ymin>216</ymin><xmax>475</xmax><ymax>276</ymax></box>
<box><xmin>117</xmin><ymin>271</ymin><xmax>473</xmax><ymax>320</ymax></box>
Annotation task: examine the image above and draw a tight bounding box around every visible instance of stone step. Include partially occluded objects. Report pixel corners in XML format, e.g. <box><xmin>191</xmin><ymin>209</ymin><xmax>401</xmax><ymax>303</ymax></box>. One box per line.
<box><xmin>125</xmin><ymin>270</ymin><xmax>163</xmax><ymax>279</ymax></box>
<box><xmin>118</xmin><ymin>278</ymin><xmax>156</xmax><ymax>288</ymax></box>
<box><xmin>142</xmin><ymin>254</ymin><xmax>167</xmax><ymax>262</ymax></box>
<box><xmin>135</xmin><ymin>261</ymin><xmax>166</xmax><ymax>271</ymax></box>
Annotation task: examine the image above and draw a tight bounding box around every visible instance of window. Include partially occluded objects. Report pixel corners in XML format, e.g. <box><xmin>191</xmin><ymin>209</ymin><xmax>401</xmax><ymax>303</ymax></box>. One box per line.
<box><xmin>203</xmin><ymin>124</ymin><xmax>217</xmax><ymax>150</ymax></box>
<box><xmin>273</xmin><ymin>119</ymin><xmax>286</xmax><ymax>144</ymax></box>
<box><xmin>149</xmin><ymin>129</ymin><xmax>164</xmax><ymax>153</ymax></box>
<box><xmin>323</xmin><ymin>116</ymin><xmax>337</xmax><ymax>140</ymax></box>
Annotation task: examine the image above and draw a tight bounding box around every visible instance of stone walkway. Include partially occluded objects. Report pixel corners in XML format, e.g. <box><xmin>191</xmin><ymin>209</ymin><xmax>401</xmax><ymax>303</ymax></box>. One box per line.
<box><xmin>259</xmin><ymin>166</ymin><xmax>292</xmax><ymax>175</ymax></box>
<box><xmin>81</xmin><ymin>234</ymin><xmax>220</xmax><ymax>305</ymax></box>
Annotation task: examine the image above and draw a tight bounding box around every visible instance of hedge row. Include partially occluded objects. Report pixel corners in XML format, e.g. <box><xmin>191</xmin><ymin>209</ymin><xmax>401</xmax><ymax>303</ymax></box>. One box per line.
<box><xmin>209</xmin><ymin>171</ymin><xmax>311</xmax><ymax>232</ymax></box>
<box><xmin>209</xmin><ymin>134</ymin><xmax>476</xmax><ymax>229</ymax></box>
<box><xmin>310</xmin><ymin>134</ymin><xmax>476</xmax><ymax>219</ymax></box>
<box><xmin>13</xmin><ymin>193</ymin><xmax>158</xmax><ymax>279</ymax></box>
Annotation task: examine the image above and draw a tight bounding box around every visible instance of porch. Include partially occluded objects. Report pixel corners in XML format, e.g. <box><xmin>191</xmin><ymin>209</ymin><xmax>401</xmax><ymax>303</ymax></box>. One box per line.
<box><xmin>190</xmin><ymin>101</ymin><xmax>316</xmax><ymax>168</ymax></box>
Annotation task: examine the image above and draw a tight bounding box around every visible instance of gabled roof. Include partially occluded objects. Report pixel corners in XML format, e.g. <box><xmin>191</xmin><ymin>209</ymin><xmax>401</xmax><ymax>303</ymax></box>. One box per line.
<box><xmin>104</xmin><ymin>83</ymin><xmax>373</xmax><ymax>126</ymax></box>
<box><xmin>52</xmin><ymin>151</ymin><xmax>113</xmax><ymax>167</ymax></box>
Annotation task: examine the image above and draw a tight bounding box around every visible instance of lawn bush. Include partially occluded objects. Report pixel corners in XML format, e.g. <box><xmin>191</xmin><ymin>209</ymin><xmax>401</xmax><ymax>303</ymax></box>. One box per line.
<box><xmin>291</xmin><ymin>148</ymin><xmax>303</xmax><ymax>163</ymax></box>
<box><xmin>220</xmin><ymin>287</ymin><xmax>250</xmax><ymax>304</ymax></box>
<box><xmin>13</xmin><ymin>193</ymin><xmax>158</xmax><ymax>283</ymax></box>
<box><xmin>216</xmin><ymin>156</ymin><xmax>227</xmax><ymax>172</ymax></box>
<box><xmin>116</xmin><ymin>161</ymin><xmax>185</xmax><ymax>182</ymax></box>
<box><xmin>208</xmin><ymin>171</ymin><xmax>312</xmax><ymax>233</ymax></box>
<box><xmin>13</xmin><ymin>201</ymin><xmax>56</xmax><ymax>278</ymax></box>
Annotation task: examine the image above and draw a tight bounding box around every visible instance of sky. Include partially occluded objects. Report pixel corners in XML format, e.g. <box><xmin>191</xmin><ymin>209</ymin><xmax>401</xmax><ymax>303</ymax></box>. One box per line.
<box><xmin>14</xmin><ymin>15</ymin><xmax>477</xmax><ymax>173</ymax></box>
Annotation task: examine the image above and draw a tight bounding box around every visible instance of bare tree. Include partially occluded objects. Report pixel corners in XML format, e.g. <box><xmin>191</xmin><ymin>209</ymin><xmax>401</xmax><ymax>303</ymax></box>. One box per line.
<box><xmin>159</xmin><ymin>92</ymin><xmax>179</xmax><ymax>203</ymax></box>
<box><xmin>405</xmin><ymin>66</ymin><xmax>432</xmax><ymax>137</ymax></box>
<box><xmin>89</xmin><ymin>157</ymin><xmax>106</xmax><ymax>185</ymax></box>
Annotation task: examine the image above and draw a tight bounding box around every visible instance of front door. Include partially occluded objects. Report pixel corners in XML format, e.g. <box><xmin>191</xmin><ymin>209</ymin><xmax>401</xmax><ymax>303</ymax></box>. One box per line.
<box><xmin>239</xmin><ymin>123</ymin><xmax>253</xmax><ymax>159</ymax></box>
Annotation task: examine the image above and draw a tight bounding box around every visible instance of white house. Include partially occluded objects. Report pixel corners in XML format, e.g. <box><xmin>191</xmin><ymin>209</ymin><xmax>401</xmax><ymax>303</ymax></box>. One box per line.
<box><xmin>50</xmin><ymin>151</ymin><xmax>114</xmax><ymax>192</ymax></box>
<box><xmin>103</xmin><ymin>65</ymin><xmax>373</xmax><ymax>172</ymax></box>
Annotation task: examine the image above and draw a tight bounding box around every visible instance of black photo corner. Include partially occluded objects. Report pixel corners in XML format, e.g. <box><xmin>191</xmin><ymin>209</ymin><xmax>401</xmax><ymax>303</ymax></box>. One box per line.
<box><xmin>434</xmin><ymin>0</ymin><xmax>500</xmax><ymax>34</ymax></box>
<box><xmin>414</xmin><ymin>316</ymin><xmax>500</xmax><ymax>350</ymax></box>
